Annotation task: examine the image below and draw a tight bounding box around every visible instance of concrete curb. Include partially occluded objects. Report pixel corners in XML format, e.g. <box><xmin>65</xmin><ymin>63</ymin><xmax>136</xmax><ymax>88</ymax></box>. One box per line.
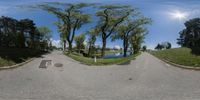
<box><xmin>148</xmin><ymin>52</ymin><xmax>200</xmax><ymax>70</ymax></box>
<box><xmin>161</xmin><ymin>59</ymin><xmax>200</xmax><ymax>70</ymax></box>
<box><xmin>0</xmin><ymin>58</ymin><xmax>35</xmax><ymax>70</ymax></box>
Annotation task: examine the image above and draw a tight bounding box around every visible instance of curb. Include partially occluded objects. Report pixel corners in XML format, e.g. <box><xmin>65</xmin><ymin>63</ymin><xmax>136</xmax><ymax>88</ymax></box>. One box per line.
<box><xmin>0</xmin><ymin>58</ymin><xmax>35</xmax><ymax>70</ymax></box>
<box><xmin>148</xmin><ymin>52</ymin><xmax>200</xmax><ymax>70</ymax></box>
<box><xmin>161</xmin><ymin>59</ymin><xmax>200</xmax><ymax>70</ymax></box>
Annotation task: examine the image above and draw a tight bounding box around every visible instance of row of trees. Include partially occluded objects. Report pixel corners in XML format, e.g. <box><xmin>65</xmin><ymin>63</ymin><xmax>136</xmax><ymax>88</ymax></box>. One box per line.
<box><xmin>177</xmin><ymin>18</ymin><xmax>200</xmax><ymax>54</ymax></box>
<box><xmin>155</xmin><ymin>42</ymin><xmax>171</xmax><ymax>50</ymax></box>
<box><xmin>38</xmin><ymin>3</ymin><xmax>151</xmax><ymax>57</ymax></box>
<box><xmin>0</xmin><ymin>16</ymin><xmax>52</xmax><ymax>50</ymax></box>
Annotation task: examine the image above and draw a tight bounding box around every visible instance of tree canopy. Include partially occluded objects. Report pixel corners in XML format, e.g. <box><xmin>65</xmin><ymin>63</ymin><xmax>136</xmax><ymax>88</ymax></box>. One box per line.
<box><xmin>38</xmin><ymin>2</ymin><xmax>91</xmax><ymax>52</ymax></box>
<box><xmin>177</xmin><ymin>18</ymin><xmax>200</xmax><ymax>54</ymax></box>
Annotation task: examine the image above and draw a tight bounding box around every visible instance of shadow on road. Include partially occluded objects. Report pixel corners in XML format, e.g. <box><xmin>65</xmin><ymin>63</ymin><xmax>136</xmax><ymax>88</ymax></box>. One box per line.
<box><xmin>117</xmin><ymin>60</ymin><xmax>131</xmax><ymax>65</ymax></box>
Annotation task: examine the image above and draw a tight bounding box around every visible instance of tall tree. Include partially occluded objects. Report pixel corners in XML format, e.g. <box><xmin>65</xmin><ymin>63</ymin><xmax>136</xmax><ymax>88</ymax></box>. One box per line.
<box><xmin>87</xmin><ymin>29</ymin><xmax>97</xmax><ymax>56</ymax></box>
<box><xmin>96</xmin><ymin>5</ymin><xmax>133</xmax><ymax>57</ymax></box>
<box><xmin>177</xmin><ymin>18</ymin><xmax>200</xmax><ymax>48</ymax></box>
<box><xmin>142</xmin><ymin>45</ymin><xmax>147</xmax><ymax>51</ymax></box>
<box><xmin>38</xmin><ymin>3</ymin><xmax>91</xmax><ymax>52</ymax></box>
<box><xmin>74</xmin><ymin>33</ymin><xmax>85</xmax><ymax>53</ymax></box>
<box><xmin>130</xmin><ymin>27</ymin><xmax>147</xmax><ymax>54</ymax></box>
<box><xmin>112</xmin><ymin>17</ymin><xmax>151</xmax><ymax>57</ymax></box>
<box><xmin>0</xmin><ymin>16</ymin><xmax>18</xmax><ymax>47</ymax></box>
<box><xmin>37</xmin><ymin>26</ymin><xmax>52</xmax><ymax>50</ymax></box>
<box><xmin>17</xmin><ymin>19</ymin><xmax>36</xmax><ymax>48</ymax></box>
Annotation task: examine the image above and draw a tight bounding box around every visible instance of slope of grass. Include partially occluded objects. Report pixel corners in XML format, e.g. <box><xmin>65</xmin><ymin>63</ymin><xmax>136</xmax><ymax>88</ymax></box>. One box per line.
<box><xmin>150</xmin><ymin>47</ymin><xmax>200</xmax><ymax>67</ymax></box>
<box><xmin>0</xmin><ymin>48</ymin><xmax>46</xmax><ymax>67</ymax></box>
<box><xmin>65</xmin><ymin>52</ymin><xmax>140</xmax><ymax>66</ymax></box>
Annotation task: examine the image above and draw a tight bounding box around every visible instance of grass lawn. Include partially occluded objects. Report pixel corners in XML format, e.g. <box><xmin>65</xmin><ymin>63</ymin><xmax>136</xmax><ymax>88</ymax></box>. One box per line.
<box><xmin>150</xmin><ymin>47</ymin><xmax>200</xmax><ymax>67</ymax></box>
<box><xmin>65</xmin><ymin>52</ymin><xmax>140</xmax><ymax>66</ymax></box>
<box><xmin>0</xmin><ymin>48</ymin><xmax>46</xmax><ymax>67</ymax></box>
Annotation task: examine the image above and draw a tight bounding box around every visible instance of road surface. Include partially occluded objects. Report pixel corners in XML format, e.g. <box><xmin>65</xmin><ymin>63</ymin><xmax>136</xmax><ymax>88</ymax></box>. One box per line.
<box><xmin>0</xmin><ymin>51</ymin><xmax>200</xmax><ymax>100</ymax></box>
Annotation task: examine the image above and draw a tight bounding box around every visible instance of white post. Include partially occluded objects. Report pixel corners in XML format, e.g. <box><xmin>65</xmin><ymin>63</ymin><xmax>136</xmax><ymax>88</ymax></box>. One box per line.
<box><xmin>94</xmin><ymin>56</ymin><xmax>97</xmax><ymax>63</ymax></box>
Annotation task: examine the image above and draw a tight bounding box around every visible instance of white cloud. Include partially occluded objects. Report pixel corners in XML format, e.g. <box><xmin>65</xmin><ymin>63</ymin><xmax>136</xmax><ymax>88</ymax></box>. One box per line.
<box><xmin>113</xmin><ymin>45</ymin><xmax>121</xmax><ymax>50</ymax></box>
<box><xmin>51</xmin><ymin>39</ymin><xmax>61</xmax><ymax>48</ymax></box>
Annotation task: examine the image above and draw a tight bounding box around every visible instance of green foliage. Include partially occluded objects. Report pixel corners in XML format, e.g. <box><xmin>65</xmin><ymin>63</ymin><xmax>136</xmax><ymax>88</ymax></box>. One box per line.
<box><xmin>151</xmin><ymin>47</ymin><xmax>200</xmax><ymax>67</ymax></box>
<box><xmin>155</xmin><ymin>43</ymin><xmax>163</xmax><ymax>50</ymax></box>
<box><xmin>177</xmin><ymin>18</ymin><xmax>200</xmax><ymax>54</ymax></box>
<box><xmin>0</xmin><ymin>48</ymin><xmax>46</xmax><ymax>67</ymax></box>
<box><xmin>112</xmin><ymin>16</ymin><xmax>151</xmax><ymax>56</ymax></box>
<box><xmin>87</xmin><ymin>29</ymin><xmax>98</xmax><ymax>56</ymax></box>
<box><xmin>130</xmin><ymin>27</ymin><xmax>147</xmax><ymax>54</ymax></box>
<box><xmin>39</xmin><ymin>3</ymin><xmax>91</xmax><ymax>52</ymax></box>
<box><xmin>155</xmin><ymin>42</ymin><xmax>171</xmax><ymax>50</ymax></box>
<box><xmin>74</xmin><ymin>33</ymin><xmax>85</xmax><ymax>53</ymax></box>
<box><xmin>36</xmin><ymin>26</ymin><xmax>52</xmax><ymax>50</ymax></box>
<box><xmin>0</xmin><ymin>16</ymin><xmax>50</xmax><ymax>50</ymax></box>
<box><xmin>142</xmin><ymin>45</ymin><xmax>147</xmax><ymax>51</ymax></box>
<box><xmin>96</xmin><ymin>4</ymin><xmax>133</xmax><ymax>57</ymax></box>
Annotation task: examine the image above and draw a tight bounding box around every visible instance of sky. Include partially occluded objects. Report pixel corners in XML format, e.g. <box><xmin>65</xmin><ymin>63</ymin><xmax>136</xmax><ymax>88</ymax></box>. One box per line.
<box><xmin>0</xmin><ymin>0</ymin><xmax>200</xmax><ymax>49</ymax></box>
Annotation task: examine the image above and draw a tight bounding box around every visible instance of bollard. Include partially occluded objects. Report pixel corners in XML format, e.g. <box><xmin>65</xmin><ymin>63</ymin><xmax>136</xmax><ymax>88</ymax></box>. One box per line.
<box><xmin>94</xmin><ymin>56</ymin><xmax>97</xmax><ymax>63</ymax></box>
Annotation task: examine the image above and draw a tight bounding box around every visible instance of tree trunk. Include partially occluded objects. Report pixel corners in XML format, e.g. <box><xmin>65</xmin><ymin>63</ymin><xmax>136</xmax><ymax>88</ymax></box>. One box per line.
<box><xmin>63</xmin><ymin>40</ymin><xmax>66</xmax><ymax>51</ymax></box>
<box><xmin>20</xmin><ymin>30</ymin><xmax>25</xmax><ymax>48</ymax></box>
<box><xmin>123</xmin><ymin>37</ymin><xmax>128</xmax><ymax>57</ymax></box>
<box><xmin>88</xmin><ymin>44</ymin><xmax>92</xmax><ymax>56</ymax></box>
<box><xmin>101</xmin><ymin>38</ymin><xmax>106</xmax><ymax>57</ymax></box>
<box><xmin>68</xmin><ymin>42</ymin><xmax>72</xmax><ymax>53</ymax></box>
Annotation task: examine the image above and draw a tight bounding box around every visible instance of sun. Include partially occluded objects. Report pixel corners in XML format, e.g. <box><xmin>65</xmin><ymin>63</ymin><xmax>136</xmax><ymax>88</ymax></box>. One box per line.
<box><xmin>169</xmin><ymin>10</ymin><xmax>188</xmax><ymax>20</ymax></box>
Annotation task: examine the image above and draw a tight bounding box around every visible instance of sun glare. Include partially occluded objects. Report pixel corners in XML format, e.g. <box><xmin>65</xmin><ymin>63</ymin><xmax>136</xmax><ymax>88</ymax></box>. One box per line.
<box><xmin>170</xmin><ymin>10</ymin><xmax>188</xmax><ymax>20</ymax></box>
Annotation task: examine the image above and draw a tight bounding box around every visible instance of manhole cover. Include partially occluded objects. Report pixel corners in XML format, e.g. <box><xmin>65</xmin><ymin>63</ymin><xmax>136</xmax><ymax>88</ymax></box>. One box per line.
<box><xmin>54</xmin><ymin>63</ymin><xmax>63</xmax><ymax>67</ymax></box>
<box><xmin>39</xmin><ymin>60</ymin><xmax>52</xmax><ymax>68</ymax></box>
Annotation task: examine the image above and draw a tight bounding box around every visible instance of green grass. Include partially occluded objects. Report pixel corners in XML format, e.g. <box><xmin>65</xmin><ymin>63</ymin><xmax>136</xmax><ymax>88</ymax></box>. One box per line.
<box><xmin>0</xmin><ymin>48</ymin><xmax>46</xmax><ymax>67</ymax></box>
<box><xmin>65</xmin><ymin>52</ymin><xmax>140</xmax><ymax>66</ymax></box>
<box><xmin>150</xmin><ymin>47</ymin><xmax>200</xmax><ymax>67</ymax></box>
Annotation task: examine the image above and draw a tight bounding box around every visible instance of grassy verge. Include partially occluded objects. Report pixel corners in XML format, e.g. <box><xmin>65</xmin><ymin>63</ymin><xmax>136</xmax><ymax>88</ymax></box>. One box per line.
<box><xmin>150</xmin><ymin>47</ymin><xmax>200</xmax><ymax>67</ymax></box>
<box><xmin>65</xmin><ymin>52</ymin><xmax>140</xmax><ymax>66</ymax></box>
<box><xmin>0</xmin><ymin>48</ymin><xmax>46</xmax><ymax>67</ymax></box>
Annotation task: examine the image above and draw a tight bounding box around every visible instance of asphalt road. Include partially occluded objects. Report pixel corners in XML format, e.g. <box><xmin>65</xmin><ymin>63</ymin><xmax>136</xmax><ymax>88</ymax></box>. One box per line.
<box><xmin>0</xmin><ymin>51</ymin><xmax>200</xmax><ymax>100</ymax></box>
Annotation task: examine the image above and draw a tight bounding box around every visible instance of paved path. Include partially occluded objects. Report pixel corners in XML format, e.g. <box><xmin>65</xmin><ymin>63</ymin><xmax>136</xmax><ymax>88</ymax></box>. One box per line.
<box><xmin>0</xmin><ymin>51</ymin><xmax>200</xmax><ymax>100</ymax></box>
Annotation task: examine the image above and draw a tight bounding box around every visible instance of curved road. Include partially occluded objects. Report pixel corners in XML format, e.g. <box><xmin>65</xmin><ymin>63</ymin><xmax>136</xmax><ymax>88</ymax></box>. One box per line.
<box><xmin>0</xmin><ymin>51</ymin><xmax>200</xmax><ymax>100</ymax></box>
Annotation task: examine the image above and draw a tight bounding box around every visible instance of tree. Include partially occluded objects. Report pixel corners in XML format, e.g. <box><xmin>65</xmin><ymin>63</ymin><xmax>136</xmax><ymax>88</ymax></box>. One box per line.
<box><xmin>112</xmin><ymin>17</ymin><xmax>151</xmax><ymax>57</ymax></box>
<box><xmin>87</xmin><ymin>29</ymin><xmax>97</xmax><ymax>56</ymax></box>
<box><xmin>130</xmin><ymin>27</ymin><xmax>147</xmax><ymax>54</ymax></box>
<box><xmin>39</xmin><ymin>3</ymin><xmax>91</xmax><ymax>52</ymax></box>
<box><xmin>142</xmin><ymin>45</ymin><xmax>147</xmax><ymax>51</ymax></box>
<box><xmin>37</xmin><ymin>26</ymin><xmax>52</xmax><ymax>50</ymax></box>
<box><xmin>155</xmin><ymin>43</ymin><xmax>164</xmax><ymax>50</ymax></box>
<box><xmin>177</xmin><ymin>18</ymin><xmax>200</xmax><ymax>52</ymax></box>
<box><xmin>74</xmin><ymin>33</ymin><xmax>85</xmax><ymax>53</ymax></box>
<box><xmin>96</xmin><ymin>5</ymin><xmax>133</xmax><ymax>57</ymax></box>
<box><xmin>0</xmin><ymin>16</ymin><xmax>18</xmax><ymax>47</ymax></box>
<box><xmin>18</xmin><ymin>19</ymin><xmax>36</xmax><ymax>48</ymax></box>
<box><xmin>163</xmin><ymin>42</ymin><xmax>171</xmax><ymax>49</ymax></box>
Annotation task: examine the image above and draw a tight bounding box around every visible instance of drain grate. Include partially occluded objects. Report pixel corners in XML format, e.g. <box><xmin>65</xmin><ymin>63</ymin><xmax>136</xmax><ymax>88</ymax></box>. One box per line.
<box><xmin>39</xmin><ymin>60</ymin><xmax>52</xmax><ymax>68</ymax></box>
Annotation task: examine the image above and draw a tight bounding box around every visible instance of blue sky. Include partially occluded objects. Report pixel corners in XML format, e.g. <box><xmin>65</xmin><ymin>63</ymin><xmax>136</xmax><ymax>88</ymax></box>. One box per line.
<box><xmin>1</xmin><ymin>0</ymin><xmax>200</xmax><ymax>49</ymax></box>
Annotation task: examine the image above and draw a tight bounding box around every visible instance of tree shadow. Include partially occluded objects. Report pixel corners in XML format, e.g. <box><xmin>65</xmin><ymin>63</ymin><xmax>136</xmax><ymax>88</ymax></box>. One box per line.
<box><xmin>117</xmin><ymin>60</ymin><xmax>131</xmax><ymax>65</ymax></box>
<box><xmin>191</xmin><ymin>47</ymin><xmax>200</xmax><ymax>55</ymax></box>
<box><xmin>0</xmin><ymin>48</ymin><xmax>49</xmax><ymax>63</ymax></box>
